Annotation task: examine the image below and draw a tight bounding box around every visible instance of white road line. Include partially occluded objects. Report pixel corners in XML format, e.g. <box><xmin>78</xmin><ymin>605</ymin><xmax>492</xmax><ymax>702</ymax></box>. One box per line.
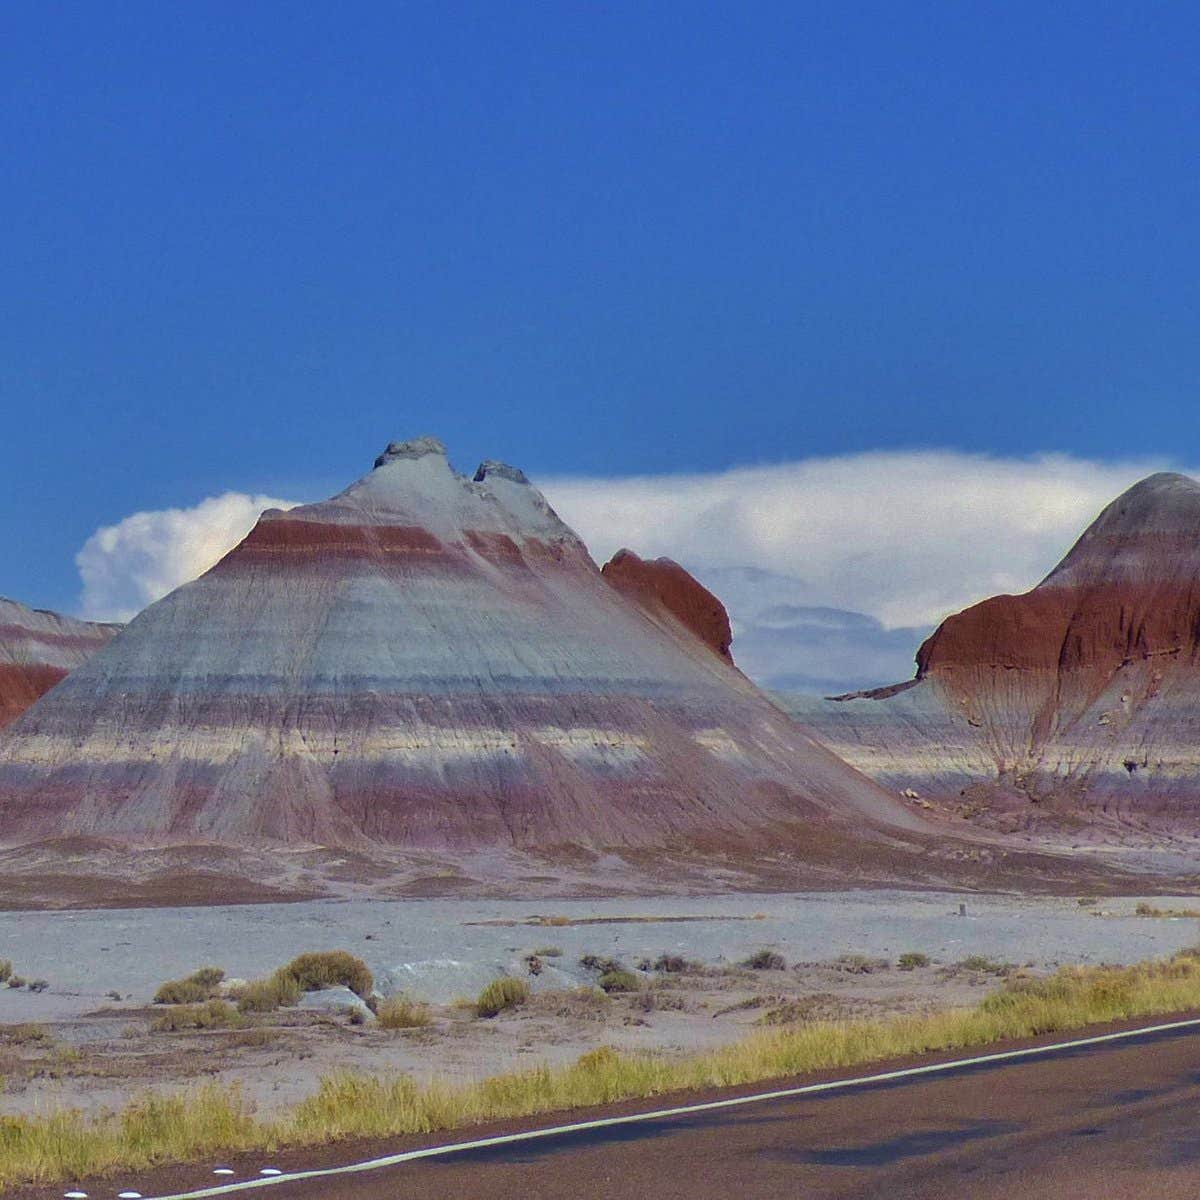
<box><xmin>144</xmin><ymin>1015</ymin><xmax>1200</xmax><ymax>1199</ymax></box>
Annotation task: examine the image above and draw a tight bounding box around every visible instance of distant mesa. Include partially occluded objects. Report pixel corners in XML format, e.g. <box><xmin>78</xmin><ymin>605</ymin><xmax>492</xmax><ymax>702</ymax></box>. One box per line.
<box><xmin>0</xmin><ymin>597</ymin><xmax>118</xmax><ymax>728</ymax></box>
<box><xmin>785</xmin><ymin>471</ymin><xmax>1200</xmax><ymax>834</ymax></box>
<box><xmin>0</xmin><ymin>437</ymin><xmax>924</xmax><ymax>862</ymax></box>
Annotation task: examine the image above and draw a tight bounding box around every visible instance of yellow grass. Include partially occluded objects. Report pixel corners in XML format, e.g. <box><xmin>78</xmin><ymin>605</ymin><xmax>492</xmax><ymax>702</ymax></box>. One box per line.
<box><xmin>8</xmin><ymin>952</ymin><xmax>1200</xmax><ymax>1187</ymax></box>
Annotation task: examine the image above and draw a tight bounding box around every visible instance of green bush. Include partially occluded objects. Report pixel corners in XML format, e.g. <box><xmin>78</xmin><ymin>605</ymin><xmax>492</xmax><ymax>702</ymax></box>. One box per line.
<box><xmin>476</xmin><ymin>977</ymin><xmax>530</xmax><ymax>1018</ymax></box>
<box><xmin>154</xmin><ymin>967</ymin><xmax>225</xmax><ymax>1005</ymax></box>
<box><xmin>897</xmin><ymin>953</ymin><xmax>930</xmax><ymax>971</ymax></box>
<box><xmin>0</xmin><ymin>960</ymin><xmax>12</xmax><ymax>984</ymax></box>
<box><xmin>598</xmin><ymin>970</ymin><xmax>640</xmax><ymax>994</ymax></box>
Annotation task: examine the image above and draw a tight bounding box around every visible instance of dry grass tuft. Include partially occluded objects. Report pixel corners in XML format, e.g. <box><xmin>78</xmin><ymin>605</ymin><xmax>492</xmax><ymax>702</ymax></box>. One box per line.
<box><xmin>153</xmin><ymin>967</ymin><xmax>226</xmax><ymax>1006</ymax></box>
<box><xmin>281</xmin><ymin>951</ymin><xmax>373</xmax><ymax>999</ymax></box>
<box><xmin>150</xmin><ymin>1000</ymin><xmax>243</xmax><ymax>1033</ymax></box>
<box><xmin>476</xmin><ymin>977</ymin><xmax>530</xmax><ymax>1018</ymax></box>
<box><xmin>376</xmin><ymin>997</ymin><xmax>432</xmax><ymax>1030</ymax></box>
<box><xmin>233</xmin><ymin>970</ymin><xmax>303</xmax><ymax>1014</ymax></box>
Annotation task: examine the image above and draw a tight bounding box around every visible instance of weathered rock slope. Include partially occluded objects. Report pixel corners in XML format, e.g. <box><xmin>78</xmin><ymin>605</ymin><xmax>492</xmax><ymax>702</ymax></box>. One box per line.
<box><xmin>601</xmin><ymin>549</ymin><xmax>733</xmax><ymax>662</ymax></box>
<box><xmin>786</xmin><ymin>473</ymin><xmax>1200</xmax><ymax>834</ymax></box>
<box><xmin>0</xmin><ymin>438</ymin><xmax>926</xmax><ymax>856</ymax></box>
<box><xmin>0</xmin><ymin>597</ymin><xmax>118</xmax><ymax>728</ymax></box>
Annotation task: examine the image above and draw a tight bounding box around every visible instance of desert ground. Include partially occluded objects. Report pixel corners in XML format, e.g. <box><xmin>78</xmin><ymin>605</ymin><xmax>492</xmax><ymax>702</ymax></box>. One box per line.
<box><xmin>1</xmin><ymin>888</ymin><xmax>1196</xmax><ymax>1122</ymax></box>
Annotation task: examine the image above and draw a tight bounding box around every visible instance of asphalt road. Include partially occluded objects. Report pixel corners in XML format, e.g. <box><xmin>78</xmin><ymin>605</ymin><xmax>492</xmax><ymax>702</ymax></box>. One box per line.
<box><xmin>42</xmin><ymin>1021</ymin><xmax>1200</xmax><ymax>1200</ymax></box>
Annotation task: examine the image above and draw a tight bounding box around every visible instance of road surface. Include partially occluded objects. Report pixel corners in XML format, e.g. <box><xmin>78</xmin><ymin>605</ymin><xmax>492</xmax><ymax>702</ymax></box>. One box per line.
<box><xmin>36</xmin><ymin>1019</ymin><xmax>1200</xmax><ymax>1200</ymax></box>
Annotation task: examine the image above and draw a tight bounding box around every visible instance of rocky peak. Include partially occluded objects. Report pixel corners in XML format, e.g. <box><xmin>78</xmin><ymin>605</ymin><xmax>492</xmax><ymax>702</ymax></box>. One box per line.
<box><xmin>372</xmin><ymin>436</ymin><xmax>449</xmax><ymax>469</ymax></box>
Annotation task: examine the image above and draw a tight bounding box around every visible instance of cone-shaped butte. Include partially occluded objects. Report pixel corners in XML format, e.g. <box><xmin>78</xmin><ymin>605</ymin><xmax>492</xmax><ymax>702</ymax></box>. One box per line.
<box><xmin>786</xmin><ymin>472</ymin><xmax>1200</xmax><ymax>834</ymax></box>
<box><xmin>0</xmin><ymin>438</ymin><xmax>924</xmax><ymax>856</ymax></box>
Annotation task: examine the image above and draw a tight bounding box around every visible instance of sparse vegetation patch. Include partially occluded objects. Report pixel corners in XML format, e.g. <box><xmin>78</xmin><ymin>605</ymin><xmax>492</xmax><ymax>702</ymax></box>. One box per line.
<box><xmin>476</xmin><ymin>977</ymin><xmax>530</xmax><ymax>1018</ymax></box>
<box><xmin>154</xmin><ymin>967</ymin><xmax>226</xmax><ymax>1005</ymax></box>
<box><xmin>12</xmin><ymin>952</ymin><xmax>1200</xmax><ymax>1187</ymax></box>
<box><xmin>376</xmin><ymin>997</ymin><xmax>432</xmax><ymax>1029</ymax></box>
<box><xmin>743</xmin><ymin>949</ymin><xmax>787</xmax><ymax>971</ymax></box>
<box><xmin>151</xmin><ymin>1000</ymin><xmax>243</xmax><ymax>1032</ymax></box>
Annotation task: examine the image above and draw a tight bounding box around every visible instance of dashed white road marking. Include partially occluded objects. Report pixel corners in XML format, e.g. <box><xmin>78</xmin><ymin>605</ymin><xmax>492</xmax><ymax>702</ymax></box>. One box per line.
<box><xmin>128</xmin><ymin>1015</ymin><xmax>1200</xmax><ymax>1199</ymax></box>
<box><xmin>257</xmin><ymin>1170</ymin><xmax>282</xmax><ymax>1177</ymax></box>
<box><xmin>212</xmin><ymin>1170</ymin><xmax>235</xmax><ymax>1177</ymax></box>
<box><xmin>118</xmin><ymin>1192</ymin><xmax>145</xmax><ymax>1198</ymax></box>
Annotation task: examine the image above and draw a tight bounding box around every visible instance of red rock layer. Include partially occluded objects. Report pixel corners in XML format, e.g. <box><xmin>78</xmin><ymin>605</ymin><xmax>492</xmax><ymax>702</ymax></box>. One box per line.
<box><xmin>0</xmin><ymin>599</ymin><xmax>119</xmax><ymax>727</ymax></box>
<box><xmin>0</xmin><ymin>664</ymin><xmax>68</xmax><ymax>728</ymax></box>
<box><xmin>602</xmin><ymin>550</ymin><xmax>734</xmax><ymax>662</ymax></box>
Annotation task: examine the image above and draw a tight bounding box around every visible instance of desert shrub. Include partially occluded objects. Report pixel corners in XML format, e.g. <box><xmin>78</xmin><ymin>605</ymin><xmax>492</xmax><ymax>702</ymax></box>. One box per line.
<box><xmin>27</xmin><ymin>980</ymin><xmax>48</xmax><ymax>994</ymax></box>
<box><xmin>524</xmin><ymin>955</ymin><xmax>543</xmax><ymax>976</ymax></box>
<box><xmin>151</xmin><ymin>1000</ymin><xmax>243</xmax><ymax>1032</ymax></box>
<box><xmin>640</xmin><ymin>954</ymin><xmax>698</xmax><ymax>973</ymax></box>
<box><xmin>580</xmin><ymin>954</ymin><xmax>623</xmax><ymax>974</ymax></box>
<box><xmin>0</xmin><ymin>960</ymin><xmax>11</xmax><ymax>984</ymax></box>
<box><xmin>597</xmin><ymin>969</ymin><xmax>640</xmax><ymax>994</ymax></box>
<box><xmin>1077</xmin><ymin>897</ymin><xmax>1098</xmax><ymax>906</ymax></box>
<box><xmin>897</xmin><ymin>953</ymin><xmax>930</xmax><ymax>971</ymax></box>
<box><xmin>833</xmin><ymin>954</ymin><xmax>889</xmax><ymax>974</ymax></box>
<box><xmin>533</xmin><ymin>946</ymin><xmax>563</xmax><ymax>958</ymax></box>
<box><xmin>743</xmin><ymin>949</ymin><xmax>786</xmax><ymax>971</ymax></box>
<box><xmin>376</xmin><ymin>997</ymin><xmax>432</xmax><ymax>1030</ymax></box>
<box><xmin>2</xmin><ymin>1023</ymin><xmax>50</xmax><ymax>1044</ymax></box>
<box><xmin>632</xmin><ymin>989</ymin><xmax>685</xmax><ymax>1013</ymax></box>
<box><xmin>476</xmin><ymin>978</ymin><xmax>530</xmax><ymax>1018</ymax></box>
<box><xmin>7</xmin><ymin>977</ymin><xmax>25</xmax><ymax>989</ymax></box>
<box><xmin>280</xmin><ymin>952</ymin><xmax>373</xmax><ymax>999</ymax></box>
<box><xmin>235</xmin><ymin>970</ymin><xmax>303</xmax><ymax>1014</ymax></box>
<box><xmin>958</xmin><ymin>955</ymin><xmax>1007</xmax><ymax>975</ymax></box>
<box><xmin>154</xmin><ymin>967</ymin><xmax>225</xmax><ymax>1006</ymax></box>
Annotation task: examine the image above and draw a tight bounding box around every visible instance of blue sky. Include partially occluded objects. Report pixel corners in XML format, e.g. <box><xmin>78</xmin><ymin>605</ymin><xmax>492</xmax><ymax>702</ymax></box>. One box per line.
<box><xmin>3</xmin><ymin>2</ymin><xmax>1200</xmax><ymax>624</ymax></box>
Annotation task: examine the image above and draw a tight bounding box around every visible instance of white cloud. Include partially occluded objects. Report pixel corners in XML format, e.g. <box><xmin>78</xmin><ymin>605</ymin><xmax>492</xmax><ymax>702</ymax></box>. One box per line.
<box><xmin>540</xmin><ymin>450</ymin><xmax>1187</xmax><ymax>630</ymax></box>
<box><xmin>76</xmin><ymin>492</ymin><xmax>299</xmax><ymax>621</ymax></box>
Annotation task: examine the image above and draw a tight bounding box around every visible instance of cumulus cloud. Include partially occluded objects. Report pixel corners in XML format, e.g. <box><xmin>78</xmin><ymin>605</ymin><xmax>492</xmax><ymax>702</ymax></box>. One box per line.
<box><xmin>76</xmin><ymin>492</ymin><xmax>299</xmax><ymax>621</ymax></box>
<box><xmin>540</xmin><ymin>451</ymin><xmax>1188</xmax><ymax>630</ymax></box>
